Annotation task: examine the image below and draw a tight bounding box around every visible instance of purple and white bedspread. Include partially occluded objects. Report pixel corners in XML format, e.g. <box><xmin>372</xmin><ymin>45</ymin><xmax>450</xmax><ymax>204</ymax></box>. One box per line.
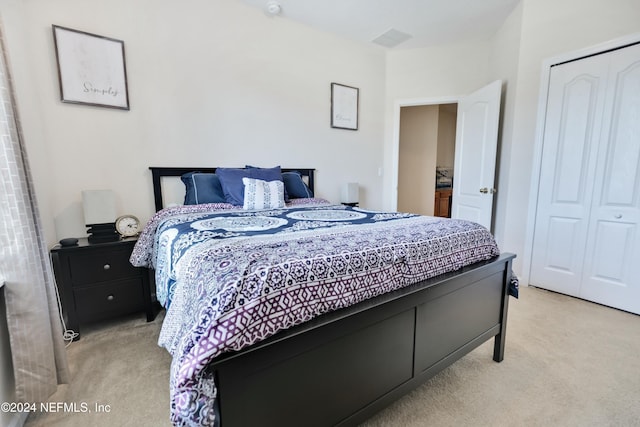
<box><xmin>131</xmin><ymin>200</ymin><xmax>501</xmax><ymax>426</ymax></box>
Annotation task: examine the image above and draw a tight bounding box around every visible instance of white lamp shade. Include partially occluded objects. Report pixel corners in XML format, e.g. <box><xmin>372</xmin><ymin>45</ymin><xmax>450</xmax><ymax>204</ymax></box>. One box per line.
<box><xmin>341</xmin><ymin>182</ymin><xmax>359</xmax><ymax>204</ymax></box>
<box><xmin>82</xmin><ymin>190</ymin><xmax>117</xmax><ymax>225</ymax></box>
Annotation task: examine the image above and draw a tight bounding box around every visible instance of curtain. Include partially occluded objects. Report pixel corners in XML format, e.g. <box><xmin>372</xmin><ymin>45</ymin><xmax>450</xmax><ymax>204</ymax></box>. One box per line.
<box><xmin>0</xmin><ymin>24</ymin><xmax>69</xmax><ymax>401</ymax></box>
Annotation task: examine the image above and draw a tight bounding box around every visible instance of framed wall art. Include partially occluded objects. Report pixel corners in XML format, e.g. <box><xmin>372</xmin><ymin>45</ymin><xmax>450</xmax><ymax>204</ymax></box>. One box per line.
<box><xmin>331</xmin><ymin>83</ymin><xmax>358</xmax><ymax>130</ymax></box>
<box><xmin>52</xmin><ymin>25</ymin><xmax>130</xmax><ymax>110</ymax></box>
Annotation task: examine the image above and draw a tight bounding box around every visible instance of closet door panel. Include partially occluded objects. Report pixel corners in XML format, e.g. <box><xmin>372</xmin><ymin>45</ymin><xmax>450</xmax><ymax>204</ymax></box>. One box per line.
<box><xmin>588</xmin><ymin>221</ymin><xmax>633</xmax><ymax>284</ymax></box>
<box><xmin>551</xmin><ymin>77</ymin><xmax>600</xmax><ymax>204</ymax></box>
<box><xmin>601</xmin><ymin>57</ymin><xmax>640</xmax><ymax>207</ymax></box>
<box><xmin>530</xmin><ymin>56</ymin><xmax>608</xmax><ymax>296</ymax></box>
<box><xmin>542</xmin><ymin>217</ymin><xmax>581</xmax><ymax>273</ymax></box>
<box><xmin>581</xmin><ymin>44</ymin><xmax>640</xmax><ymax>314</ymax></box>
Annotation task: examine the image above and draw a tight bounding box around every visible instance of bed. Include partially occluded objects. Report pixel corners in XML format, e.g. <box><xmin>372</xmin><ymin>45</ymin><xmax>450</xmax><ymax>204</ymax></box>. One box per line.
<box><xmin>132</xmin><ymin>166</ymin><xmax>517</xmax><ymax>427</ymax></box>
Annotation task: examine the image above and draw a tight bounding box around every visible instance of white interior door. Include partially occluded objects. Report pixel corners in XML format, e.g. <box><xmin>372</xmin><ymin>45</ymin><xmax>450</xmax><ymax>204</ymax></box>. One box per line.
<box><xmin>531</xmin><ymin>43</ymin><xmax>640</xmax><ymax>314</ymax></box>
<box><xmin>451</xmin><ymin>80</ymin><xmax>502</xmax><ymax>230</ymax></box>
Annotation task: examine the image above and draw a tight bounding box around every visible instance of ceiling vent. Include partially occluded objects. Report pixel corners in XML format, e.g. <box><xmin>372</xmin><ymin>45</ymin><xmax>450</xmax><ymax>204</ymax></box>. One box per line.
<box><xmin>372</xmin><ymin>28</ymin><xmax>412</xmax><ymax>48</ymax></box>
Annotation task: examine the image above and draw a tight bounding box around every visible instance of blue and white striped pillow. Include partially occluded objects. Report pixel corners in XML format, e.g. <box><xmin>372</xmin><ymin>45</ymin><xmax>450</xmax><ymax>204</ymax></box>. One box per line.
<box><xmin>242</xmin><ymin>178</ymin><xmax>285</xmax><ymax>210</ymax></box>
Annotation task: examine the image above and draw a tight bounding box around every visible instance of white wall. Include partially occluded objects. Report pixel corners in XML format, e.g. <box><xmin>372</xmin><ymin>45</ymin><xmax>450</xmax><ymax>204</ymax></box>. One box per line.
<box><xmin>397</xmin><ymin>105</ymin><xmax>439</xmax><ymax>215</ymax></box>
<box><xmin>436</xmin><ymin>104</ymin><xmax>456</xmax><ymax>169</ymax></box>
<box><xmin>486</xmin><ymin>1</ymin><xmax>523</xmax><ymax>256</ymax></box>
<box><xmin>382</xmin><ymin>39</ymin><xmax>492</xmax><ymax>212</ymax></box>
<box><xmin>4</xmin><ymin>0</ymin><xmax>387</xmax><ymax>243</ymax></box>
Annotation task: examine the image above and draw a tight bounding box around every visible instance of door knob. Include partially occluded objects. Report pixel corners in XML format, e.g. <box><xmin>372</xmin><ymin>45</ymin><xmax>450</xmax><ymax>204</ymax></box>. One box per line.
<box><xmin>479</xmin><ymin>188</ymin><xmax>497</xmax><ymax>194</ymax></box>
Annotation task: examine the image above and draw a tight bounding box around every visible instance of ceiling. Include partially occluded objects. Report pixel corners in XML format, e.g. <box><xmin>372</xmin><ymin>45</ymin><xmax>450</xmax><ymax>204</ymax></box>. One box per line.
<box><xmin>240</xmin><ymin>0</ymin><xmax>521</xmax><ymax>49</ymax></box>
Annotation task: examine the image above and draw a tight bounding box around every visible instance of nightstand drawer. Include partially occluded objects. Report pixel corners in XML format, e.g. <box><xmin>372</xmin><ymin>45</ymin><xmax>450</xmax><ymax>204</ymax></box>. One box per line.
<box><xmin>69</xmin><ymin>246</ymin><xmax>140</xmax><ymax>285</ymax></box>
<box><xmin>74</xmin><ymin>278</ymin><xmax>145</xmax><ymax>323</ymax></box>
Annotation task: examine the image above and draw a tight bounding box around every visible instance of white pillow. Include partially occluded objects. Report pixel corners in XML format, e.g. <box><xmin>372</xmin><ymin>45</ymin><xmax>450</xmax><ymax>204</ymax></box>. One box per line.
<box><xmin>242</xmin><ymin>178</ymin><xmax>286</xmax><ymax>210</ymax></box>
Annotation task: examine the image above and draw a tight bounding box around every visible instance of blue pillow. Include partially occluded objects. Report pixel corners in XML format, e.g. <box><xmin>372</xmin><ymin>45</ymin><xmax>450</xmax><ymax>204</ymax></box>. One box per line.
<box><xmin>217</xmin><ymin>167</ymin><xmax>286</xmax><ymax>206</ymax></box>
<box><xmin>282</xmin><ymin>171</ymin><xmax>314</xmax><ymax>198</ymax></box>
<box><xmin>181</xmin><ymin>172</ymin><xmax>226</xmax><ymax>205</ymax></box>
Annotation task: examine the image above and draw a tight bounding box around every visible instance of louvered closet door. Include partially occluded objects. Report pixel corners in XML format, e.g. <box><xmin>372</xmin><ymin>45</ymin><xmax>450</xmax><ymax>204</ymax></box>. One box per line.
<box><xmin>531</xmin><ymin>43</ymin><xmax>640</xmax><ymax>315</ymax></box>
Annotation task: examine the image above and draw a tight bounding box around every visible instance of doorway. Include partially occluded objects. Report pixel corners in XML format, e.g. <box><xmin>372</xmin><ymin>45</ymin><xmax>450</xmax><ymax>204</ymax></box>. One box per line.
<box><xmin>397</xmin><ymin>103</ymin><xmax>457</xmax><ymax>217</ymax></box>
<box><xmin>392</xmin><ymin>80</ymin><xmax>502</xmax><ymax>230</ymax></box>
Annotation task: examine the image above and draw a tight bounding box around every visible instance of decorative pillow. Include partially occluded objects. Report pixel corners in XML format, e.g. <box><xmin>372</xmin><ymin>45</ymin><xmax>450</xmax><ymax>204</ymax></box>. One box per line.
<box><xmin>217</xmin><ymin>166</ymin><xmax>286</xmax><ymax>206</ymax></box>
<box><xmin>181</xmin><ymin>172</ymin><xmax>226</xmax><ymax>205</ymax></box>
<box><xmin>242</xmin><ymin>178</ymin><xmax>285</xmax><ymax>210</ymax></box>
<box><xmin>245</xmin><ymin>165</ymin><xmax>289</xmax><ymax>201</ymax></box>
<box><xmin>282</xmin><ymin>171</ymin><xmax>314</xmax><ymax>198</ymax></box>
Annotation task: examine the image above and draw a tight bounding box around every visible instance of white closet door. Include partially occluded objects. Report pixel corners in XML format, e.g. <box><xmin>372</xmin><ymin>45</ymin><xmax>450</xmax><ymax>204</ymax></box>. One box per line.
<box><xmin>530</xmin><ymin>55</ymin><xmax>608</xmax><ymax>296</ymax></box>
<box><xmin>531</xmin><ymin>43</ymin><xmax>640</xmax><ymax>315</ymax></box>
<box><xmin>580</xmin><ymin>43</ymin><xmax>640</xmax><ymax>314</ymax></box>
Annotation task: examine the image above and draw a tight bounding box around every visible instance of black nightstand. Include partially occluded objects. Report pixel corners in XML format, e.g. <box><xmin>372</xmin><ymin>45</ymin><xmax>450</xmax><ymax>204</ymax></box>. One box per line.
<box><xmin>51</xmin><ymin>237</ymin><xmax>155</xmax><ymax>340</ymax></box>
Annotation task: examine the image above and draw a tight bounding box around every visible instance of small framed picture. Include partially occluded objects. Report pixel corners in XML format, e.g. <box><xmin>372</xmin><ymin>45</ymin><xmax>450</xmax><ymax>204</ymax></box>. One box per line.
<box><xmin>331</xmin><ymin>83</ymin><xmax>359</xmax><ymax>130</ymax></box>
<box><xmin>52</xmin><ymin>25</ymin><xmax>130</xmax><ymax>110</ymax></box>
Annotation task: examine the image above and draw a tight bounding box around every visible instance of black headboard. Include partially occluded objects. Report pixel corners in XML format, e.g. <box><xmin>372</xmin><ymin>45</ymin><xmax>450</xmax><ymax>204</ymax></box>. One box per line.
<box><xmin>149</xmin><ymin>167</ymin><xmax>316</xmax><ymax>212</ymax></box>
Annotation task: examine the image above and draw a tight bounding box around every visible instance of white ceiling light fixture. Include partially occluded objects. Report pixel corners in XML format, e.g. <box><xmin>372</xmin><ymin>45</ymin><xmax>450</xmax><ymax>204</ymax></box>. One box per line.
<box><xmin>266</xmin><ymin>1</ymin><xmax>282</xmax><ymax>16</ymax></box>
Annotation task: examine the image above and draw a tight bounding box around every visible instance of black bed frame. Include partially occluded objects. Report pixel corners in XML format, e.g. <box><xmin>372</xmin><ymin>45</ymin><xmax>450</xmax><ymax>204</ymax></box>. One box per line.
<box><xmin>148</xmin><ymin>167</ymin><xmax>515</xmax><ymax>427</ymax></box>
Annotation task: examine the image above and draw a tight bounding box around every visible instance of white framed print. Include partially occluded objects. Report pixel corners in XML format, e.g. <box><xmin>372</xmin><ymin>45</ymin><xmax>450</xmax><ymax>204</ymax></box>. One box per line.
<box><xmin>331</xmin><ymin>83</ymin><xmax>359</xmax><ymax>130</ymax></box>
<box><xmin>52</xmin><ymin>25</ymin><xmax>130</xmax><ymax>110</ymax></box>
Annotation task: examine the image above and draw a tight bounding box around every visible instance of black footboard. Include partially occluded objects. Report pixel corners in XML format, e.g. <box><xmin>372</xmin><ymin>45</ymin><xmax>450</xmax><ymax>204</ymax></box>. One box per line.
<box><xmin>211</xmin><ymin>253</ymin><xmax>515</xmax><ymax>427</ymax></box>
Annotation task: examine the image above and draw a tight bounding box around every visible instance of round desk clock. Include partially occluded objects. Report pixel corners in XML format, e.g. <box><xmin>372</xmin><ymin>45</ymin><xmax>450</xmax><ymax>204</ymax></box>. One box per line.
<box><xmin>115</xmin><ymin>214</ymin><xmax>140</xmax><ymax>237</ymax></box>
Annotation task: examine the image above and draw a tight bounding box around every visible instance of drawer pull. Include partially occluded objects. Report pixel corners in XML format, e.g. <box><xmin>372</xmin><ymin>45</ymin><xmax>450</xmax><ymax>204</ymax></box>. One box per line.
<box><xmin>106</xmin><ymin>294</ymin><xmax>115</xmax><ymax>301</ymax></box>
<box><xmin>103</xmin><ymin>264</ymin><xmax>111</xmax><ymax>270</ymax></box>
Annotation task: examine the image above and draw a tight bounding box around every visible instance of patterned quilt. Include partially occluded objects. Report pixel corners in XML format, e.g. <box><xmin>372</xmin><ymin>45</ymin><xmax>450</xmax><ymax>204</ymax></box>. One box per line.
<box><xmin>131</xmin><ymin>201</ymin><xmax>501</xmax><ymax>426</ymax></box>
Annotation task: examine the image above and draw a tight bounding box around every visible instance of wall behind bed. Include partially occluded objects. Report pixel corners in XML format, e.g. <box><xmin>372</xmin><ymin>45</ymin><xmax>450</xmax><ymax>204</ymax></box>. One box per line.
<box><xmin>1</xmin><ymin>0</ymin><xmax>386</xmax><ymax>243</ymax></box>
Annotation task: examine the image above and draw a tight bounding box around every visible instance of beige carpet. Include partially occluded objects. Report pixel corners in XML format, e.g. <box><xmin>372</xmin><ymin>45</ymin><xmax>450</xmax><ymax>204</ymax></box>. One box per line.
<box><xmin>25</xmin><ymin>286</ymin><xmax>640</xmax><ymax>427</ymax></box>
<box><xmin>24</xmin><ymin>311</ymin><xmax>172</xmax><ymax>427</ymax></box>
